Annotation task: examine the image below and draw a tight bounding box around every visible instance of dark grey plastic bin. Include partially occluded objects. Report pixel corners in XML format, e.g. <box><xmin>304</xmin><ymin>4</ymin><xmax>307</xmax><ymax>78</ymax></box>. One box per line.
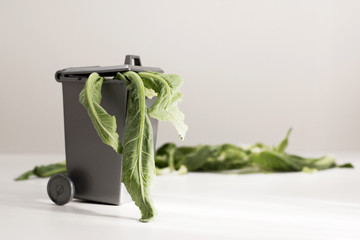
<box><xmin>48</xmin><ymin>55</ymin><xmax>162</xmax><ymax>206</ymax></box>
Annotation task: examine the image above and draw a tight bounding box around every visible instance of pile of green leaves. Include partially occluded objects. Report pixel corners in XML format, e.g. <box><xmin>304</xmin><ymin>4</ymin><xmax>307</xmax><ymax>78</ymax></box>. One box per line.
<box><xmin>155</xmin><ymin>129</ymin><xmax>353</xmax><ymax>175</ymax></box>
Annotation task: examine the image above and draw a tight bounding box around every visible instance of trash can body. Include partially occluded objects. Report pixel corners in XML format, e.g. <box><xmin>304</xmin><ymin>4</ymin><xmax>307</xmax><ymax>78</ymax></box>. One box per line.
<box><xmin>55</xmin><ymin>56</ymin><xmax>162</xmax><ymax>205</ymax></box>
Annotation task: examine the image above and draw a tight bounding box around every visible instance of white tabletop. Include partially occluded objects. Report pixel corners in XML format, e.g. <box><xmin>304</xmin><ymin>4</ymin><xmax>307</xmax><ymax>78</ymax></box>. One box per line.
<box><xmin>1</xmin><ymin>154</ymin><xmax>360</xmax><ymax>240</ymax></box>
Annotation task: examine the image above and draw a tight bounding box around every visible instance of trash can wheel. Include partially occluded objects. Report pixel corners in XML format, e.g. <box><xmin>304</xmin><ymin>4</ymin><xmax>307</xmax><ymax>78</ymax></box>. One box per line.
<box><xmin>47</xmin><ymin>174</ymin><xmax>75</xmax><ymax>205</ymax></box>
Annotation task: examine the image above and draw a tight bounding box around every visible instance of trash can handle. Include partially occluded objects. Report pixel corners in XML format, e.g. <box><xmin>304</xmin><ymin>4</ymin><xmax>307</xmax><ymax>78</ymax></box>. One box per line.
<box><xmin>124</xmin><ymin>55</ymin><xmax>142</xmax><ymax>66</ymax></box>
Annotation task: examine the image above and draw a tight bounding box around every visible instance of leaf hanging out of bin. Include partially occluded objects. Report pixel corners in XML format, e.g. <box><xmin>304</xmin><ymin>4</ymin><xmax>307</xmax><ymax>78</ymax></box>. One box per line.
<box><xmin>49</xmin><ymin>55</ymin><xmax>188</xmax><ymax>222</ymax></box>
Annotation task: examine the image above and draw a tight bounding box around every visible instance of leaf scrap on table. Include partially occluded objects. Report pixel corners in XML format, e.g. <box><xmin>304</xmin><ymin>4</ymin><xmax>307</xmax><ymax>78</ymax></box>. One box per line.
<box><xmin>154</xmin><ymin>129</ymin><xmax>353</xmax><ymax>175</ymax></box>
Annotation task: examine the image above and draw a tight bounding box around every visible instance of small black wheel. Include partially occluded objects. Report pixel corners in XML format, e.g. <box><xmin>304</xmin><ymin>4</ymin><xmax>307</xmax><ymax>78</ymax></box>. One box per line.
<box><xmin>47</xmin><ymin>174</ymin><xmax>75</xmax><ymax>205</ymax></box>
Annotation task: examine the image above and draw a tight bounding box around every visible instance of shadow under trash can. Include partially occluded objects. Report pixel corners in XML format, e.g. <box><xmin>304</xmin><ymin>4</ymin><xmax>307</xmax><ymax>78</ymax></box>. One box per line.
<box><xmin>47</xmin><ymin>55</ymin><xmax>162</xmax><ymax>206</ymax></box>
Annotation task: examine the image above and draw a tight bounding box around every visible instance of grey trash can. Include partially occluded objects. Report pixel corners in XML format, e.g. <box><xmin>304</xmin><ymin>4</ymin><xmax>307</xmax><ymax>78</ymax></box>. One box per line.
<box><xmin>47</xmin><ymin>55</ymin><xmax>162</xmax><ymax>205</ymax></box>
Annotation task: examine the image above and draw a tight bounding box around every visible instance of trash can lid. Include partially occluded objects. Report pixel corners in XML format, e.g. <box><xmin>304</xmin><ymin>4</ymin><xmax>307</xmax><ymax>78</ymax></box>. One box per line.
<box><xmin>55</xmin><ymin>55</ymin><xmax>163</xmax><ymax>82</ymax></box>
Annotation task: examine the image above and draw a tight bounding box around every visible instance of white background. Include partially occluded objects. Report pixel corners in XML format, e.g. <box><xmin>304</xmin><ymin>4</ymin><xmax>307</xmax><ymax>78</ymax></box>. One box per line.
<box><xmin>1</xmin><ymin>0</ymin><xmax>360</xmax><ymax>154</ymax></box>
